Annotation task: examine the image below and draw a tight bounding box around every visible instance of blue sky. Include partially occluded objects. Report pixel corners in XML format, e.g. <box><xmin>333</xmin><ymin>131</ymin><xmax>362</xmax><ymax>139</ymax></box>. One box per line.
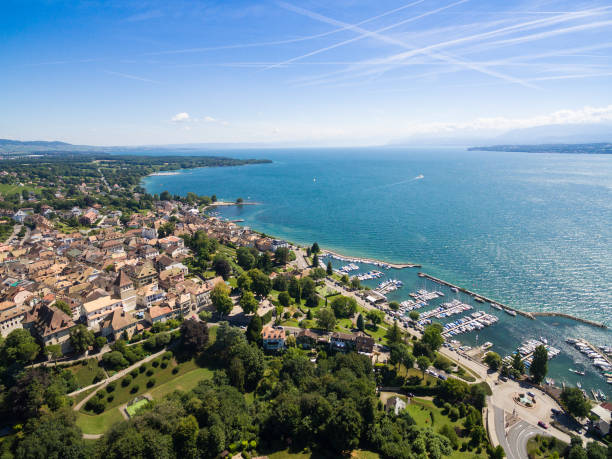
<box><xmin>1</xmin><ymin>0</ymin><xmax>612</xmax><ymax>145</ymax></box>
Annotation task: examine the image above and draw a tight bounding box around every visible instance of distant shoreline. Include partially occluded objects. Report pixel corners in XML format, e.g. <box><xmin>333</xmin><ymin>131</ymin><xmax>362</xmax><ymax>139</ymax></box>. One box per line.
<box><xmin>468</xmin><ymin>142</ymin><xmax>612</xmax><ymax>154</ymax></box>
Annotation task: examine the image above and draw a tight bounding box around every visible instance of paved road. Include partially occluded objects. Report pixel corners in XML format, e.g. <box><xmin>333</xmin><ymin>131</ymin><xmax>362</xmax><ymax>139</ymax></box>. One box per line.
<box><xmin>506</xmin><ymin>420</ymin><xmax>544</xmax><ymax>459</ymax></box>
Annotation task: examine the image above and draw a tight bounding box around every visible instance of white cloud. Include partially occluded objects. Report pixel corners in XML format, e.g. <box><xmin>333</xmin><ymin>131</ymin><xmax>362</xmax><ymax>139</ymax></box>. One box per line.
<box><xmin>171</xmin><ymin>112</ymin><xmax>190</xmax><ymax>122</ymax></box>
<box><xmin>405</xmin><ymin>104</ymin><xmax>612</xmax><ymax>135</ymax></box>
<box><xmin>203</xmin><ymin>116</ymin><xmax>216</xmax><ymax>122</ymax></box>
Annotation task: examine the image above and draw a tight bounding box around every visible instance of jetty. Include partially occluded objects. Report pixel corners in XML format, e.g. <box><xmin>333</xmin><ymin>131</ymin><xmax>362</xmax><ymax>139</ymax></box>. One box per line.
<box><xmin>323</xmin><ymin>250</ymin><xmax>421</xmax><ymax>269</ymax></box>
<box><xmin>418</xmin><ymin>273</ymin><xmax>534</xmax><ymax>319</ymax></box>
<box><xmin>530</xmin><ymin>312</ymin><xmax>607</xmax><ymax>329</ymax></box>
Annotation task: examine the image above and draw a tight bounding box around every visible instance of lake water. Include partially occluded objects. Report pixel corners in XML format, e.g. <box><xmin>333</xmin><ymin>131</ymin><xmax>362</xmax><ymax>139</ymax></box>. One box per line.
<box><xmin>143</xmin><ymin>147</ymin><xmax>612</xmax><ymax>395</ymax></box>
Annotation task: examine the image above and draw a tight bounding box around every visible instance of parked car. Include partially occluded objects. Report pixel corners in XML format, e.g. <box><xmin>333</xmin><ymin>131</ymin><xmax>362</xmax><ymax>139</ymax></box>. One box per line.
<box><xmin>527</xmin><ymin>391</ymin><xmax>536</xmax><ymax>398</ymax></box>
<box><xmin>538</xmin><ymin>421</ymin><xmax>549</xmax><ymax>429</ymax></box>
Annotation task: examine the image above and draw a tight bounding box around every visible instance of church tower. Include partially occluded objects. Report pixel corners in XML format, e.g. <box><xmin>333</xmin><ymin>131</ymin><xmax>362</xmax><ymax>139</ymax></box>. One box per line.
<box><xmin>114</xmin><ymin>269</ymin><xmax>137</xmax><ymax>312</ymax></box>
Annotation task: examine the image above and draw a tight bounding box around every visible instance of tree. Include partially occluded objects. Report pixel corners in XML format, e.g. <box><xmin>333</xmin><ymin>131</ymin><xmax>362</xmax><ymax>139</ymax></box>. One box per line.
<box><xmin>312</xmin><ymin>253</ymin><xmax>319</xmax><ymax>268</ymax></box>
<box><xmin>174</xmin><ymin>415</ymin><xmax>199</xmax><ymax>459</ymax></box>
<box><xmin>239</xmin><ymin>290</ymin><xmax>259</xmax><ymax>314</ymax></box>
<box><xmin>511</xmin><ymin>352</ymin><xmax>525</xmax><ymax>374</ymax></box>
<box><xmin>356</xmin><ymin>313</ymin><xmax>365</xmax><ymax>331</ymax></box>
<box><xmin>274</xmin><ymin>247</ymin><xmax>290</xmax><ymax>265</ymax></box>
<box><xmin>530</xmin><ymin>345</ymin><xmax>548</xmax><ymax>384</ymax></box>
<box><xmin>326</xmin><ymin>261</ymin><xmax>333</xmax><ymax>275</ymax></box>
<box><xmin>2</xmin><ymin>329</ymin><xmax>40</xmax><ymax>364</ymax></box>
<box><xmin>236</xmin><ymin>247</ymin><xmax>256</xmax><ymax>270</ymax></box>
<box><xmin>417</xmin><ymin>356</ymin><xmax>430</xmax><ymax>379</ymax></box>
<box><xmin>246</xmin><ymin>315</ymin><xmax>263</xmax><ymax>344</ymax></box>
<box><xmin>236</xmin><ymin>197</ymin><xmax>243</xmax><ymax>203</ymax></box>
<box><xmin>45</xmin><ymin>344</ymin><xmax>62</xmax><ymax>364</ymax></box>
<box><xmin>278</xmin><ymin>291</ymin><xmax>291</xmax><ymax>307</ymax></box>
<box><xmin>12</xmin><ymin>409</ymin><xmax>88</xmax><ymax>459</ymax></box>
<box><xmin>288</xmin><ymin>277</ymin><xmax>301</xmax><ymax>301</ymax></box>
<box><xmin>180</xmin><ymin>319</ymin><xmax>209</xmax><ymax>352</ymax></box>
<box><xmin>237</xmin><ymin>272</ymin><xmax>252</xmax><ymax>292</ymax></box>
<box><xmin>211</xmin><ymin>283</ymin><xmax>233</xmax><ymax>316</ymax></box>
<box><xmin>94</xmin><ymin>336</ymin><xmax>107</xmax><ymax>352</ymax></box>
<box><xmin>248</xmin><ymin>269</ymin><xmax>272</xmax><ymax>297</ymax></box>
<box><xmin>421</xmin><ymin>323</ymin><xmax>444</xmax><ymax>351</ymax></box>
<box><xmin>408</xmin><ymin>310</ymin><xmax>420</xmax><ymax>321</ymax></box>
<box><xmin>316</xmin><ymin>308</ymin><xmax>336</xmax><ymax>331</ymax></box>
<box><xmin>586</xmin><ymin>442</ymin><xmax>607</xmax><ymax>459</ymax></box>
<box><xmin>330</xmin><ymin>295</ymin><xmax>358</xmax><ymax>318</ymax></box>
<box><xmin>366</xmin><ymin>309</ymin><xmax>384</xmax><ymax>330</ymax></box>
<box><xmin>69</xmin><ymin>324</ymin><xmax>94</xmax><ymax>354</ymax></box>
<box><xmin>484</xmin><ymin>352</ymin><xmax>502</xmax><ymax>371</ymax></box>
<box><xmin>386</xmin><ymin>320</ymin><xmax>403</xmax><ymax>345</ymax></box>
<box><xmin>53</xmin><ymin>300</ymin><xmax>72</xmax><ymax>316</ymax></box>
<box><xmin>326</xmin><ymin>399</ymin><xmax>362</xmax><ymax>453</ymax></box>
<box><xmin>305</xmin><ymin>293</ymin><xmax>319</xmax><ymax>308</ymax></box>
<box><xmin>311</xmin><ymin>242</ymin><xmax>320</xmax><ymax>254</ymax></box>
<box><xmin>213</xmin><ymin>255</ymin><xmax>232</xmax><ymax>280</ymax></box>
<box><xmin>490</xmin><ymin>445</ymin><xmax>506</xmax><ymax>459</ymax></box>
<box><xmin>390</xmin><ymin>343</ymin><xmax>414</xmax><ymax>372</ymax></box>
<box><xmin>561</xmin><ymin>387</ymin><xmax>592</xmax><ymax>418</ymax></box>
<box><xmin>300</xmin><ymin>277</ymin><xmax>316</xmax><ymax>299</ymax></box>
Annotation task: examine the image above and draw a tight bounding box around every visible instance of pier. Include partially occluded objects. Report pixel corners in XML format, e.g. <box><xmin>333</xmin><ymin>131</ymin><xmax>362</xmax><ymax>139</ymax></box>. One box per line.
<box><xmin>323</xmin><ymin>250</ymin><xmax>421</xmax><ymax>269</ymax></box>
<box><xmin>530</xmin><ymin>312</ymin><xmax>607</xmax><ymax>329</ymax></box>
<box><xmin>418</xmin><ymin>273</ymin><xmax>535</xmax><ymax>319</ymax></box>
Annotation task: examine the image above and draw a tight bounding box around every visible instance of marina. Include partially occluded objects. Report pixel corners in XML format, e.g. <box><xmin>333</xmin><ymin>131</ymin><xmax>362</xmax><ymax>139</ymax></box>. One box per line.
<box><xmin>569</xmin><ymin>338</ymin><xmax>612</xmax><ymax>385</ymax></box>
<box><xmin>504</xmin><ymin>338</ymin><xmax>561</xmax><ymax>369</ymax></box>
<box><xmin>441</xmin><ymin>311</ymin><xmax>499</xmax><ymax>338</ymax></box>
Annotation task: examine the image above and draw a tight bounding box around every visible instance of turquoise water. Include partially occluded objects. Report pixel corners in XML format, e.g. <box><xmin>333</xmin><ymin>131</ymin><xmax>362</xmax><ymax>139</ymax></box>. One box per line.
<box><xmin>143</xmin><ymin>147</ymin><xmax>612</xmax><ymax>395</ymax></box>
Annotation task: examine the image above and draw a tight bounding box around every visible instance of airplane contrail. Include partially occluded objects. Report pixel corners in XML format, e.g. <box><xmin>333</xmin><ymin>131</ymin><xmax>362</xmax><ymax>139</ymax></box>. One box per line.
<box><xmin>276</xmin><ymin>1</ymin><xmax>536</xmax><ymax>88</ymax></box>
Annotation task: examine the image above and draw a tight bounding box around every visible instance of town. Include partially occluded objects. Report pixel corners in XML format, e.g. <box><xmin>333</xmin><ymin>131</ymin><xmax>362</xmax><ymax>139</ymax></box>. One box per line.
<box><xmin>0</xmin><ymin>155</ymin><xmax>609</xmax><ymax>459</ymax></box>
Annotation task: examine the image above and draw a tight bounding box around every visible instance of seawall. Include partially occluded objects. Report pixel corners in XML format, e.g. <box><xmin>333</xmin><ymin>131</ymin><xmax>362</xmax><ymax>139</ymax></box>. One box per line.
<box><xmin>530</xmin><ymin>312</ymin><xmax>607</xmax><ymax>329</ymax></box>
<box><xmin>419</xmin><ymin>272</ymin><xmax>609</xmax><ymax>329</ymax></box>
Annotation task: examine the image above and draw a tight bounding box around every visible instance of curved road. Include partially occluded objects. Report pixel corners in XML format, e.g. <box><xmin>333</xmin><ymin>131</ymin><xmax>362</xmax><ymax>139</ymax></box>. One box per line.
<box><xmin>495</xmin><ymin>406</ymin><xmax>549</xmax><ymax>459</ymax></box>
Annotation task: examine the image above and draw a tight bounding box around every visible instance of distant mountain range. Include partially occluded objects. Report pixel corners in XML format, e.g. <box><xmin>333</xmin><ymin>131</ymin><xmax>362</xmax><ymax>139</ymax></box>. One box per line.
<box><xmin>468</xmin><ymin>143</ymin><xmax>612</xmax><ymax>154</ymax></box>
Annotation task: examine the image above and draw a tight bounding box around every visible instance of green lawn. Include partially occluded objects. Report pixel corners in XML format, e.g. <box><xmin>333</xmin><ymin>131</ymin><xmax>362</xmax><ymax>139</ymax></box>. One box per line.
<box><xmin>81</xmin><ymin>358</ymin><xmax>199</xmax><ymax>414</ymax></box>
<box><xmin>68</xmin><ymin>359</ymin><xmax>103</xmax><ymax>388</ymax></box>
<box><xmin>76</xmin><ymin>360</ymin><xmax>214</xmax><ymax>434</ymax></box>
<box><xmin>0</xmin><ymin>183</ymin><xmax>36</xmax><ymax>195</ymax></box>
<box><xmin>148</xmin><ymin>367</ymin><xmax>213</xmax><ymax>399</ymax></box>
<box><xmin>76</xmin><ymin>408</ymin><xmax>124</xmax><ymax>435</ymax></box>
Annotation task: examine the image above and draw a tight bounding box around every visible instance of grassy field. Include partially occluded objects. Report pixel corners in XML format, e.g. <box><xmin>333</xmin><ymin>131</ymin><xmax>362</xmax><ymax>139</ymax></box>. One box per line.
<box><xmin>148</xmin><ymin>367</ymin><xmax>213</xmax><ymax>399</ymax></box>
<box><xmin>82</xmin><ymin>358</ymin><xmax>199</xmax><ymax>413</ymax></box>
<box><xmin>76</xmin><ymin>408</ymin><xmax>124</xmax><ymax>435</ymax></box>
<box><xmin>76</xmin><ymin>361</ymin><xmax>213</xmax><ymax>434</ymax></box>
<box><xmin>0</xmin><ymin>183</ymin><xmax>36</xmax><ymax>195</ymax></box>
<box><xmin>68</xmin><ymin>358</ymin><xmax>103</xmax><ymax>388</ymax></box>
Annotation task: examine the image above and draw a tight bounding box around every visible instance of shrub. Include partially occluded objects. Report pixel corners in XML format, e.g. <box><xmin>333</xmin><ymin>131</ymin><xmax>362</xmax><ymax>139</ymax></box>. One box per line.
<box><xmin>130</xmin><ymin>384</ymin><xmax>140</xmax><ymax>393</ymax></box>
<box><xmin>146</xmin><ymin>369</ymin><xmax>154</xmax><ymax>377</ymax></box>
<box><xmin>139</xmin><ymin>364</ymin><xmax>147</xmax><ymax>373</ymax></box>
<box><xmin>172</xmin><ymin>367</ymin><xmax>179</xmax><ymax>375</ymax></box>
<box><xmin>121</xmin><ymin>376</ymin><xmax>132</xmax><ymax>387</ymax></box>
<box><xmin>107</xmin><ymin>395</ymin><xmax>114</xmax><ymax>403</ymax></box>
<box><xmin>152</xmin><ymin>360</ymin><xmax>160</xmax><ymax>368</ymax></box>
<box><xmin>130</xmin><ymin>369</ymin><xmax>138</xmax><ymax>378</ymax></box>
<box><xmin>85</xmin><ymin>397</ymin><xmax>106</xmax><ymax>414</ymax></box>
<box><xmin>106</xmin><ymin>382</ymin><xmax>116</xmax><ymax>393</ymax></box>
<box><xmin>147</xmin><ymin>379</ymin><xmax>155</xmax><ymax>388</ymax></box>
<box><xmin>96</xmin><ymin>391</ymin><xmax>105</xmax><ymax>399</ymax></box>
<box><xmin>162</xmin><ymin>351</ymin><xmax>173</xmax><ymax>360</ymax></box>
<box><xmin>93</xmin><ymin>369</ymin><xmax>106</xmax><ymax>383</ymax></box>
<box><xmin>160</xmin><ymin>361</ymin><xmax>168</xmax><ymax>369</ymax></box>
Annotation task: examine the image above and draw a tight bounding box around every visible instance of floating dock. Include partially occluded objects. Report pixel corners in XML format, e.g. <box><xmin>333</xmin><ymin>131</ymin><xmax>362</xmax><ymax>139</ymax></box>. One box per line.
<box><xmin>418</xmin><ymin>273</ymin><xmax>534</xmax><ymax>319</ymax></box>
<box><xmin>419</xmin><ymin>273</ymin><xmax>608</xmax><ymax>329</ymax></box>
<box><xmin>323</xmin><ymin>250</ymin><xmax>421</xmax><ymax>269</ymax></box>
